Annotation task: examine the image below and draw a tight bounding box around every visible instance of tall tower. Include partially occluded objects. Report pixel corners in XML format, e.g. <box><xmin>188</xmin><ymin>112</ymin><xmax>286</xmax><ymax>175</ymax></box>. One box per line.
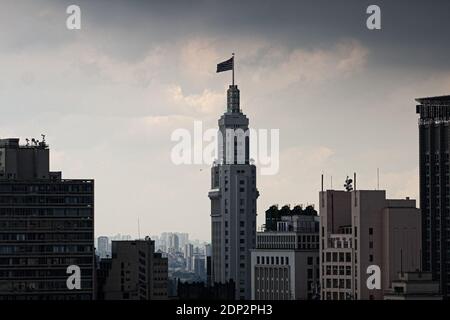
<box><xmin>209</xmin><ymin>84</ymin><xmax>259</xmax><ymax>300</ymax></box>
<box><xmin>416</xmin><ymin>95</ymin><xmax>450</xmax><ymax>297</ymax></box>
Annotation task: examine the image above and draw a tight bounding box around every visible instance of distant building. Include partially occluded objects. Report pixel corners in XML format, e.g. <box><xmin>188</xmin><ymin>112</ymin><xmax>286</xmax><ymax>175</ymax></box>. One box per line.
<box><xmin>97</xmin><ymin>236</ymin><xmax>110</xmax><ymax>259</ymax></box>
<box><xmin>416</xmin><ymin>95</ymin><xmax>450</xmax><ymax>297</ymax></box>
<box><xmin>193</xmin><ymin>255</ymin><xmax>206</xmax><ymax>280</ymax></box>
<box><xmin>177</xmin><ymin>280</ymin><xmax>235</xmax><ymax>300</ymax></box>
<box><xmin>168</xmin><ymin>233</ymin><xmax>180</xmax><ymax>253</ymax></box>
<box><xmin>97</xmin><ymin>237</ymin><xmax>168</xmax><ymax>300</ymax></box>
<box><xmin>384</xmin><ymin>271</ymin><xmax>442</xmax><ymax>300</ymax></box>
<box><xmin>0</xmin><ymin>138</ymin><xmax>94</xmax><ymax>300</ymax></box>
<box><xmin>251</xmin><ymin>209</ymin><xmax>320</xmax><ymax>300</ymax></box>
<box><xmin>320</xmin><ymin>189</ymin><xmax>421</xmax><ymax>300</ymax></box>
<box><xmin>176</xmin><ymin>233</ymin><xmax>189</xmax><ymax>249</ymax></box>
<box><xmin>184</xmin><ymin>244</ymin><xmax>194</xmax><ymax>271</ymax></box>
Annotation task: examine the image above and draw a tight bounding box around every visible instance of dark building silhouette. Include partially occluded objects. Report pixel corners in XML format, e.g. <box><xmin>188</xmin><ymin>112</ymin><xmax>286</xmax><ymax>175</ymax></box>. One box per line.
<box><xmin>416</xmin><ymin>95</ymin><xmax>450</xmax><ymax>297</ymax></box>
<box><xmin>206</xmin><ymin>256</ymin><xmax>212</xmax><ymax>287</ymax></box>
<box><xmin>96</xmin><ymin>237</ymin><xmax>168</xmax><ymax>300</ymax></box>
<box><xmin>264</xmin><ymin>204</ymin><xmax>317</xmax><ymax>231</ymax></box>
<box><xmin>0</xmin><ymin>138</ymin><xmax>94</xmax><ymax>300</ymax></box>
<box><xmin>177</xmin><ymin>280</ymin><xmax>235</xmax><ymax>300</ymax></box>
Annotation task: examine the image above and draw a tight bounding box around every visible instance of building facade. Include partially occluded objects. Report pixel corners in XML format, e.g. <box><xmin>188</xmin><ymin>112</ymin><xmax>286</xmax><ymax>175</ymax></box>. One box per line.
<box><xmin>384</xmin><ymin>271</ymin><xmax>442</xmax><ymax>300</ymax></box>
<box><xmin>0</xmin><ymin>138</ymin><xmax>94</xmax><ymax>300</ymax></box>
<box><xmin>319</xmin><ymin>189</ymin><xmax>421</xmax><ymax>300</ymax></box>
<box><xmin>251</xmin><ymin>213</ymin><xmax>320</xmax><ymax>300</ymax></box>
<box><xmin>416</xmin><ymin>95</ymin><xmax>450</xmax><ymax>297</ymax></box>
<box><xmin>209</xmin><ymin>84</ymin><xmax>259</xmax><ymax>299</ymax></box>
<box><xmin>97</xmin><ymin>238</ymin><xmax>168</xmax><ymax>300</ymax></box>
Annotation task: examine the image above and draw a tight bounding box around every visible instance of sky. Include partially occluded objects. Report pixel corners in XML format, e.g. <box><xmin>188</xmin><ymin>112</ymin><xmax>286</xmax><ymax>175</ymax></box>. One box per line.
<box><xmin>1</xmin><ymin>0</ymin><xmax>450</xmax><ymax>241</ymax></box>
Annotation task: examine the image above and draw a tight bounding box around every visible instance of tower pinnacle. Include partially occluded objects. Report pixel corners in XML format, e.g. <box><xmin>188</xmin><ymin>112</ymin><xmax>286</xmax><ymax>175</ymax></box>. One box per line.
<box><xmin>227</xmin><ymin>85</ymin><xmax>240</xmax><ymax>113</ymax></box>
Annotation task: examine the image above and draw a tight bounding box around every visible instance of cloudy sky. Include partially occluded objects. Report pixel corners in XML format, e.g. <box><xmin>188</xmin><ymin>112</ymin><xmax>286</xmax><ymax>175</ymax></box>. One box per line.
<box><xmin>1</xmin><ymin>0</ymin><xmax>450</xmax><ymax>241</ymax></box>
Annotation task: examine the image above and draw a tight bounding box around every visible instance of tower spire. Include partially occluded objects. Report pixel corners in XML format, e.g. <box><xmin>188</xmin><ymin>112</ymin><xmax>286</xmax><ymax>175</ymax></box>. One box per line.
<box><xmin>232</xmin><ymin>52</ymin><xmax>235</xmax><ymax>86</ymax></box>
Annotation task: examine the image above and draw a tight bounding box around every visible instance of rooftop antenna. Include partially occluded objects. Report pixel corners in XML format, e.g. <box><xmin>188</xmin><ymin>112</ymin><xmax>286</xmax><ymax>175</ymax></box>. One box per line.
<box><xmin>354</xmin><ymin>172</ymin><xmax>357</xmax><ymax>191</ymax></box>
<box><xmin>321</xmin><ymin>174</ymin><xmax>324</xmax><ymax>192</ymax></box>
<box><xmin>330</xmin><ymin>176</ymin><xmax>333</xmax><ymax>189</ymax></box>
<box><xmin>377</xmin><ymin>168</ymin><xmax>380</xmax><ymax>190</ymax></box>
<box><xmin>232</xmin><ymin>52</ymin><xmax>235</xmax><ymax>86</ymax></box>
<box><xmin>137</xmin><ymin>217</ymin><xmax>141</xmax><ymax>240</ymax></box>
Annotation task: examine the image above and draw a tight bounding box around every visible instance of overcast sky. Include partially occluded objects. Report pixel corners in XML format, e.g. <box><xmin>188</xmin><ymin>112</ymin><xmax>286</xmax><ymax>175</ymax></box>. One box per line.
<box><xmin>1</xmin><ymin>0</ymin><xmax>450</xmax><ymax>241</ymax></box>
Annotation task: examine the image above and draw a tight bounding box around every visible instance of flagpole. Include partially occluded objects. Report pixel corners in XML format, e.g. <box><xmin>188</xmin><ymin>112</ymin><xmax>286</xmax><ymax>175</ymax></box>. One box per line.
<box><xmin>232</xmin><ymin>52</ymin><xmax>235</xmax><ymax>86</ymax></box>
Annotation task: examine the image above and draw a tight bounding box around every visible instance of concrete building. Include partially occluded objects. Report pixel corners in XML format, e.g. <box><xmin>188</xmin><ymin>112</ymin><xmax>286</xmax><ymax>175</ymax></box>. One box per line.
<box><xmin>0</xmin><ymin>138</ymin><xmax>94</xmax><ymax>300</ymax></box>
<box><xmin>209</xmin><ymin>84</ymin><xmax>259</xmax><ymax>299</ymax></box>
<box><xmin>184</xmin><ymin>243</ymin><xmax>194</xmax><ymax>271</ymax></box>
<box><xmin>97</xmin><ymin>236</ymin><xmax>110</xmax><ymax>259</ymax></box>
<box><xmin>97</xmin><ymin>237</ymin><xmax>168</xmax><ymax>300</ymax></box>
<box><xmin>168</xmin><ymin>233</ymin><xmax>179</xmax><ymax>253</ymax></box>
<box><xmin>384</xmin><ymin>271</ymin><xmax>442</xmax><ymax>300</ymax></box>
<box><xmin>193</xmin><ymin>255</ymin><xmax>206</xmax><ymax>280</ymax></box>
<box><xmin>320</xmin><ymin>189</ymin><xmax>421</xmax><ymax>300</ymax></box>
<box><xmin>251</xmin><ymin>212</ymin><xmax>320</xmax><ymax>300</ymax></box>
<box><xmin>416</xmin><ymin>95</ymin><xmax>450</xmax><ymax>297</ymax></box>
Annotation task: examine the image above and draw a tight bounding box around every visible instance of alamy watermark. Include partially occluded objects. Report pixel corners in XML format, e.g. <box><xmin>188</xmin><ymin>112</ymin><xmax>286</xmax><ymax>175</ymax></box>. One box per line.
<box><xmin>170</xmin><ymin>121</ymin><xmax>280</xmax><ymax>175</ymax></box>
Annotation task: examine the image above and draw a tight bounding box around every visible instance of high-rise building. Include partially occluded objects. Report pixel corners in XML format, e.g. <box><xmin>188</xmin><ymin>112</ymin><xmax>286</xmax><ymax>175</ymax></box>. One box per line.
<box><xmin>97</xmin><ymin>236</ymin><xmax>111</xmax><ymax>259</ymax></box>
<box><xmin>193</xmin><ymin>255</ymin><xmax>206</xmax><ymax>280</ymax></box>
<box><xmin>97</xmin><ymin>237</ymin><xmax>168</xmax><ymax>300</ymax></box>
<box><xmin>251</xmin><ymin>210</ymin><xmax>320</xmax><ymax>300</ymax></box>
<box><xmin>176</xmin><ymin>233</ymin><xmax>189</xmax><ymax>249</ymax></box>
<box><xmin>319</xmin><ymin>189</ymin><xmax>421</xmax><ymax>300</ymax></box>
<box><xmin>208</xmin><ymin>84</ymin><xmax>259</xmax><ymax>299</ymax></box>
<box><xmin>416</xmin><ymin>95</ymin><xmax>450</xmax><ymax>297</ymax></box>
<box><xmin>184</xmin><ymin>243</ymin><xmax>194</xmax><ymax>271</ymax></box>
<box><xmin>168</xmin><ymin>233</ymin><xmax>179</xmax><ymax>253</ymax></box>
<box><xmin>0</xmin><ymin>138</ymin><xmax>94</xmax><ymax>300</ymax></box>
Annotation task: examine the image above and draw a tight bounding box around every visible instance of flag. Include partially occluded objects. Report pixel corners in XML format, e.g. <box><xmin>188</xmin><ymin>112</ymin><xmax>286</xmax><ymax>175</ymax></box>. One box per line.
<box><xmin>216</xmin><ymin>56</ymin><xmax>234</xmax><ymax>73</ymax></box>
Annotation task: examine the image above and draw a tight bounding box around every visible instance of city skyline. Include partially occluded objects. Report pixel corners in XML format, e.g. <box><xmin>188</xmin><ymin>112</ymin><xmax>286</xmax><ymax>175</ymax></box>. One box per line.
<box><xmin>2</xmin><ymin>0</ymin><xmax>450</xmax><ymax>242</ymax></box>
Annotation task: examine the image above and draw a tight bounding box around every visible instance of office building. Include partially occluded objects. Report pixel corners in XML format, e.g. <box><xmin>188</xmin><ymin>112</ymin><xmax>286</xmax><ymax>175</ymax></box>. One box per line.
<box><xmin>97</xmin><ymin>237</ymin><xmax>168</xmax><ymax>300</ymax></box>
<box><xmin>0</xmin><ymin>138</ymin><xmax>94</xmax><ymax>300</ymax></box>
<box><xmin>320</xmin><ymin>189</ymin><xmax>421</xmax><ymax>300</ymax></box>
<box><xmin>416</xmin><ymin>95</ymin><xmax>450</xmax><ymax>297</ymax></box>
<box><xmin>208</xmin><ymin>84</ymin><xmax>259</xmax><ymax>299</ymax></box>
<box><xmin>251</xmin><ymin>209</ymin><xmax>320</xmax><ymax>300</ymax></box>
<box><xmin>184</xmin><ymin>243</ymin><xmax>194</xmax><ymax>271</ymax></box>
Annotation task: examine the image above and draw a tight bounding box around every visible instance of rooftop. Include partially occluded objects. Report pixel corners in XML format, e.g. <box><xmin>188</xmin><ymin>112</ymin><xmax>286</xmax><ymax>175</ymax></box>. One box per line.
<box><xmin>415</xmin><ymin>95</ymin><xmax>450</xmax><ymax>104</ymax></box>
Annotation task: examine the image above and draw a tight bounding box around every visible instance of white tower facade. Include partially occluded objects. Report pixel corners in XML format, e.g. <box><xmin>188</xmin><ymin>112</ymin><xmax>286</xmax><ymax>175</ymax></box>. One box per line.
<box><xmin>209</xmin><ymin>84</ymin><xmax>259</xmax><ymax>300</ymax></box>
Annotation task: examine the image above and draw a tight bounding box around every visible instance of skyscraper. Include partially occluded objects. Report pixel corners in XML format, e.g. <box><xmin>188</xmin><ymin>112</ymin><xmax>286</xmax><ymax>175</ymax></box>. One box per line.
<box><xmin>209</xmin><ymin>84</ymin><xmax>259</xmax><ymax>300</ymax></box>
<box><xmin>416</xmin><ymin>95</ymin><xmax>450</xmax><ymax>297</ymax></box>
<box><xmin>0</xmin><ymin>138</ymin><xmax>94</xmax><ymax>300</ymax></box>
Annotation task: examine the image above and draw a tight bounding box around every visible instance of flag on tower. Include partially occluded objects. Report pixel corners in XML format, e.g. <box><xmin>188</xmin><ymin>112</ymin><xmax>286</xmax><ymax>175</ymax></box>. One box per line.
<box><xmin>216</xmin><ymin>56</ymin><xmax>234</xmax><ymax>73</ymax></box>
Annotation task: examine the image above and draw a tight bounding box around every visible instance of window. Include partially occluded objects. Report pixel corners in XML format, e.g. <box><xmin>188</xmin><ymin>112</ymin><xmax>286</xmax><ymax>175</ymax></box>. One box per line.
<box><xmin>369</xmin><ymin>227</ymin><xmax>373</xmax><ymax>235</ymax></box>
<box><xmin>369</xmin><ymin>254</ymin><xmax>373</xmax><ymax>262</ymax></box>
<box><xmin>307</xmin><ymin>257</ymin><xmax>313</xmax><ymax>265</ymax></box>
